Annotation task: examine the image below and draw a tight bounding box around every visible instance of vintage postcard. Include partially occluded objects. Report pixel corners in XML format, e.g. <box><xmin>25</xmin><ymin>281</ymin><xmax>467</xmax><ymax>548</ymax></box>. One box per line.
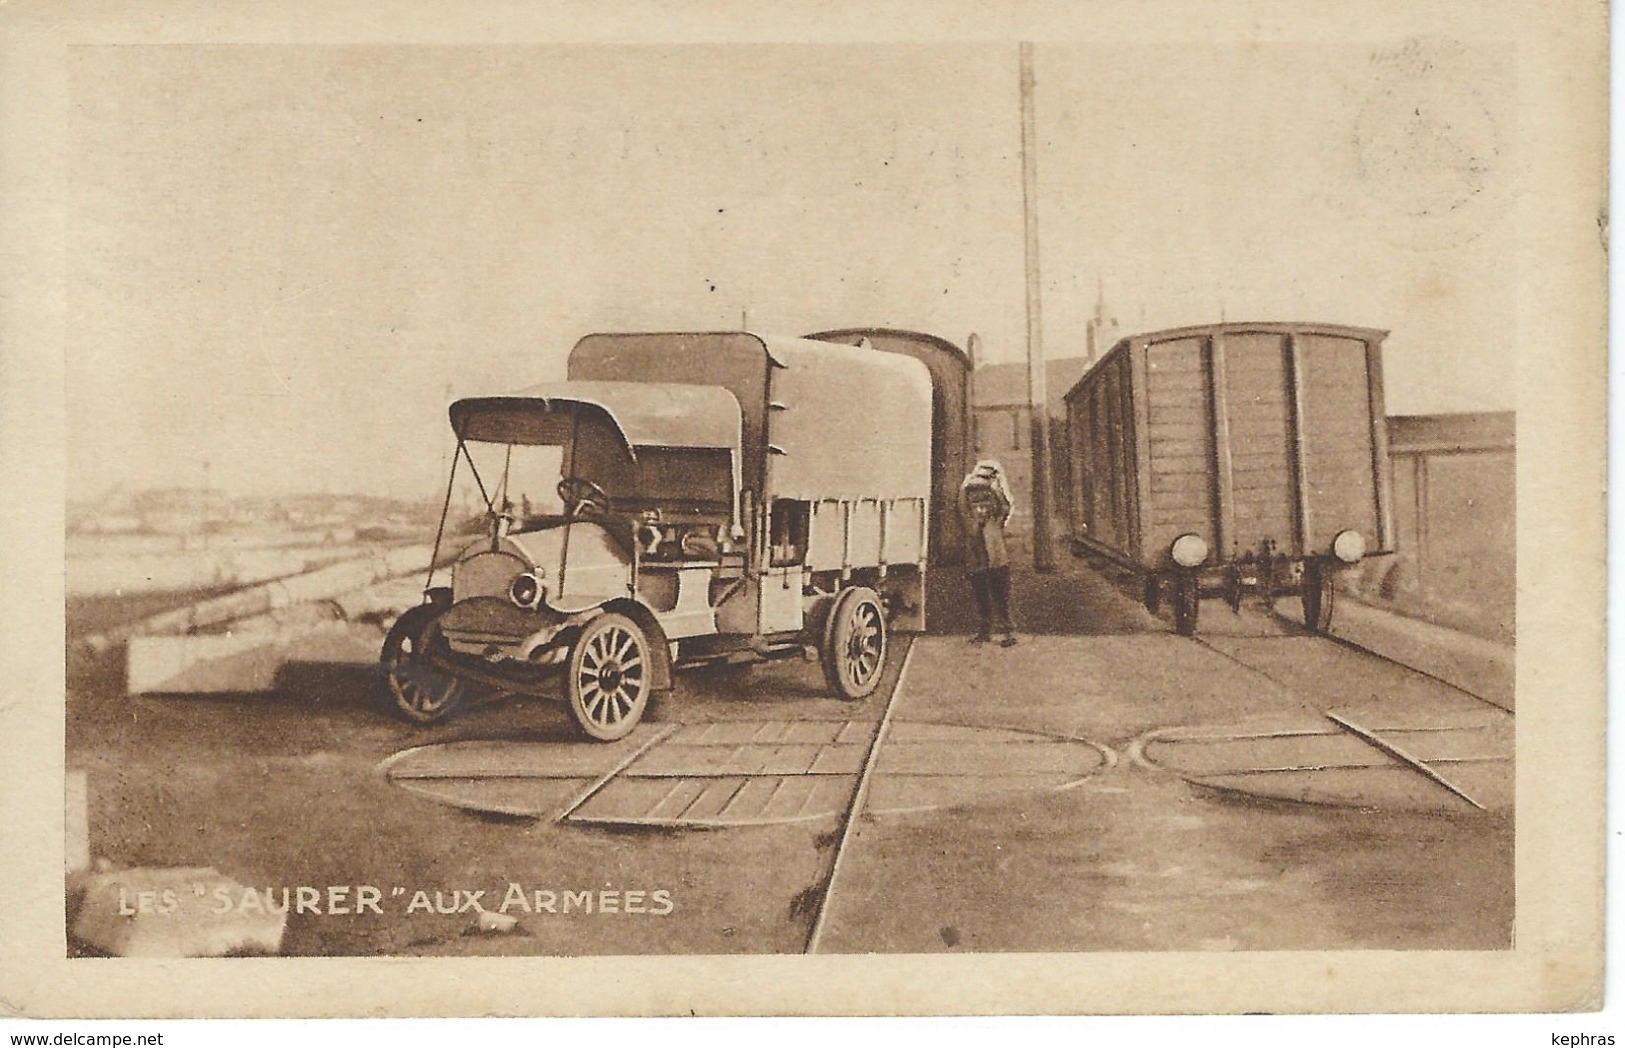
<box><xmin>0</xmin><ymin>0</ymin><xmax>1606</xmax><ymax>1020</ymax></box>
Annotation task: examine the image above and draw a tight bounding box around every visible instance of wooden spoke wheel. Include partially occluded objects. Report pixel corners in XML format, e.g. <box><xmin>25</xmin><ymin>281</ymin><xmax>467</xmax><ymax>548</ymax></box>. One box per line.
<box><xmin>1171</xmin><ymin>572</ymin><xmax>1200</xmax><ymax>637</ymax></box>
<box><xmin>567</xmin><ymin>613</ymin><xmax>651</xmax><ymax>741</ymax></box>
<box><xmin>821</xmin><ymin>586</ymin><xmax>888</xmax><ymax>700</ymax></box>
<box><xmin>1302</xmin><ymin>560</ymin><xmax>1336</xmax><ymax>634</ymax></box>
<box><xmin>1223</xmin><ymin>566</ymin><xmax>1245</xmax><ymax>614</ymax></box>
<box><xmin>381</xmin><ymin>605</ymin><xmax>467</xmax><ymax>725</ymax></box>
<box><xmin>1143</xmin><ymin>576</ymin><xmax>1162</xmax><ymax>614</ymax></box>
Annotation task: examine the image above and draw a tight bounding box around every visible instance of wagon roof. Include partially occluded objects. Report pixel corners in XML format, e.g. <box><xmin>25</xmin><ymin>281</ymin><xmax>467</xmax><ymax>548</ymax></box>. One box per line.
<box><xmin>1124</xmin><ymin>320</ymin><xmax>1389</xmax><ymax>343</ymax></box>
<box><xmin>449</xmin><ymin>381</ymin><xmax>742</xmax><ymax>452</ymax></box>
<box><xmin>1062</xmin><ymin>321</ymin><xmax>1390</xmax><ymax>401</ymax></box>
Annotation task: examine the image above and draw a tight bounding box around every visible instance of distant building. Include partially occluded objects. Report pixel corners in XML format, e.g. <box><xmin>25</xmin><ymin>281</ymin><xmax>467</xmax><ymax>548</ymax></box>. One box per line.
<box><xmin>970</xmin><ymin>356</ymin><xmax>1093</xmax><ymax>542</ymax></box>
<box><xmin>1373</xmin><ymin>412</ymin><xmax>1515</xmax><ymax>643</ymax></box>
<box><xmin>969</xmin><ymin>285</ymin><xmax>1120</xmax><ymax>543</ymax></box>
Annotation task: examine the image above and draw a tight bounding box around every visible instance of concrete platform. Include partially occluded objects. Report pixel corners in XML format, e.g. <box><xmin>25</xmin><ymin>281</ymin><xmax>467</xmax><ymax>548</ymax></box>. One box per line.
<box><xmin>127</xmin><ymin>621</ymin><xmax>382</xmax><ymax>694</ymax></box>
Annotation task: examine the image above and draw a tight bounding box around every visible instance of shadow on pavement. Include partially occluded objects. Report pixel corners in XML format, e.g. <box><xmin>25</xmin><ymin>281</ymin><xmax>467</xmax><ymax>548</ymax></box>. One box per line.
<box><xmin>926</xmin><ymin>563</ymin><xmax>1164</xmax><ymax>637</ymax></box>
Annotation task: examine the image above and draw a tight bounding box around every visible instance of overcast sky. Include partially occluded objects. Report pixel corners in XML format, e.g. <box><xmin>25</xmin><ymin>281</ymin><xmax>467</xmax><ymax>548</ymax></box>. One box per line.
<box><xmin>67</xmin><ymin>41</ymin><xmax>1516</xmax><ymax>499</ymax></box>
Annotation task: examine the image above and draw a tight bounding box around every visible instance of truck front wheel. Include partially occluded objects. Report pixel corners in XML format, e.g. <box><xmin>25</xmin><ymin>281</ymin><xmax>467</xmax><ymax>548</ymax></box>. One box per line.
<box><xmin>381</xmin><ymin>604</ymin><xmax>467</xmax><ymax>725</ymax></box>
<box><xmin>567</xmin><ymin>613</ymin><xmax>652</xmax><ymax>741</ymax></box>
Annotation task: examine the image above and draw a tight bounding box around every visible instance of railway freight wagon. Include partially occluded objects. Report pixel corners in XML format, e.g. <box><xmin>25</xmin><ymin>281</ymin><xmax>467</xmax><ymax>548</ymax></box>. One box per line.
<box><xmin>806</xmin><ymin>328</ymin><xmax>975</xmax><ymax>565</ymax></box>
<box><xmin>1063</xmin><ymin>322</ymin><xmax>1393</xmax><ymax>635</ymax></box>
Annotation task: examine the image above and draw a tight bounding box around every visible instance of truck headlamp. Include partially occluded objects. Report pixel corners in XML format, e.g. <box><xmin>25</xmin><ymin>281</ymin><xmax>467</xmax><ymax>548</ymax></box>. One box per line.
<box><xmin>1332</xmin><ymin>530</ymin><xmax>1366</xmax><ymax>564</ymax></box>
<box><xmin>509</xmin><ymin>571</ymin><xmax>546</xmax><ymax>610</ymax></box>
<box><xmin>1170</xmin><ymin>533</ymin><xmax>1208</xmax><ymax>568</ymax></box>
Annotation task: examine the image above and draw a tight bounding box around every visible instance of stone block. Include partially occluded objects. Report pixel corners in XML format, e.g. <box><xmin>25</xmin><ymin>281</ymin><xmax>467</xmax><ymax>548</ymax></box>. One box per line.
<box><xmin>71</xmin><ymin>867</ymin><xmax>286</xmax><ymax>957</ymax></box>
<box><xmin>127</xmin><ymin>620</ymin><xmax>380</xmax><ymax>694</ymax></box>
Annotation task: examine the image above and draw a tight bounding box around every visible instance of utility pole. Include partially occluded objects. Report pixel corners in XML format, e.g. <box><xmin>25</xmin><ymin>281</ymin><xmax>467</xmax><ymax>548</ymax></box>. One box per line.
<box><xmin>1020</xmin><ymin>42</ymin><xmax>1057</xmax><ymax>572</ymax></box>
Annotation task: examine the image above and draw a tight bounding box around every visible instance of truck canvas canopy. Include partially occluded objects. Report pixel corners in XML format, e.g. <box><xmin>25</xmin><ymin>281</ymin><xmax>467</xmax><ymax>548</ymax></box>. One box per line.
<box><xmin>568</xmin><ymin>332</ymin><xmax>933</xmax><ymax>503</ymax></box>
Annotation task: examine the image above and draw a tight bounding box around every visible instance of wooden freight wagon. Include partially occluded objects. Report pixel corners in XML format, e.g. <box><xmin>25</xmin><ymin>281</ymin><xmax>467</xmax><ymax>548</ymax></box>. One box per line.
<box><xmin>1063</xmin><ymin>322</ymin><xmax>1394</xmax><ymax>635</ymax></box>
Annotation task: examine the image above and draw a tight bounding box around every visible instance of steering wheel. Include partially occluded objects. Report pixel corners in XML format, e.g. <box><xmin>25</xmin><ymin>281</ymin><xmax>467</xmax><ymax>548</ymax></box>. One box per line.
<box><xmin>557</xmin><ymin>476</ymin><xmax>609</xmax><ymax>516</ymax></box>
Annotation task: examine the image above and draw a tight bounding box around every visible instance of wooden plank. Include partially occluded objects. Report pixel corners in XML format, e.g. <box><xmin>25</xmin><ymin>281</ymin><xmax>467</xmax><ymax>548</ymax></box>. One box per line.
<box><xmin>760</xmin><ymin>776</ymin><xmax>823</xmax><ymax>819</ymax></box>
<box><xmin>1146</xmin><ymin>422</ymin><xmax>1210</xmax><ymax>440</ymax></box>
<box><xmin>716</xmin><ymin>776</ymin><xmax>792</xmax><ymax>821</ymax></box>
<box><xmin>1147</xmin><ymin>392</ymin><xmax>1208</xmax><ymax>411</ymax></box>
<box><xmin>1147</xmin><ymin>453</ymin><xmax>1211</xmax><ymax>473</ymax></box>
<box><xmin>781</xmin><ymin>720</ymin><xmax>854</xmax><ymax>744</ymax></box>
<box><xmin>1145</xmin><ymin>351</ymin><xmax>1204</xmax><ymax>372</ymax></box>
<box><xmin>674</xmin><ymin>778</ymin><xmax>753</xmax><ymax>820</ymax></box>
<box><xmin>1150</xmin><ymin>485</ymin><xmax>1213</xmax><ymax>505</ymax></box>
<box><xmin>386</xmin><ymin>740</ymin><xmax>632</xmax><ymax>782</ymax></box>
<box><xmin>555</xmin><ymin>724</ymin><xmax>680</xmax><ymax>822</ymax></box>
<box><xmin>807</xmin><ymin>744</ymin><xmax>870</xmax><ymax>776</ymax></box>
<box><xmin>570</xmin><ymin>777</ymin><xmax>692</xmax><ymax>822</ymax></box>
<box><xmin>1128</xmin><ymin>343</ymin><xmax>1153</xmax><ymax>564</ymax></box>
<box><xmin>1231</xmin><ymin>473</ymin><xmax>1293</xmax><ymax>491</ymax></box>
<box><xmin>1230</xmin><ymin>445</ymin><xmax>1290</xmax><ymax>460</ymax></box>
<box><xmin>1231</xmin><ymin>478</ymin><xmax>1291</xmax><ymax>493</ymax></box>
<box><xmin>1148</xmin><ymin>449</ymin><xmax>1212</xmax><ymax>470</ymax></box>
<box><xmin>1226</xmin><ymin>418</ymin><xmax>1289</xmax><ymax>435</ymax></box>
<box><xmin>648</xmin><ymin>779</ymin><xmax>715</xmax><ymax>820</ymax></box>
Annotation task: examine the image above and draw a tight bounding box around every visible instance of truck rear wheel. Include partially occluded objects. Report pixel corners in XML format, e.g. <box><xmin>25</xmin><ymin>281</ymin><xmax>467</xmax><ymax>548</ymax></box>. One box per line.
<box><xmin>821</xmin><ymin>586</ymin><xmax>887</xmax><ymax>700</ymax></box>
<box><xmin>567</xmin><ymin>613</ymin><xmax>652</xmax><ymax>741</ymax></box>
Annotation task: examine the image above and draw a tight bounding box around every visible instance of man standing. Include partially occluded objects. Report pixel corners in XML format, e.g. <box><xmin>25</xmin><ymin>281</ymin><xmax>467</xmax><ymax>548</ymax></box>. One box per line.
<box><xmin>960</xmin><ymin>460</ymin><xmax>1018</xmax><ymax>647</ymax></box>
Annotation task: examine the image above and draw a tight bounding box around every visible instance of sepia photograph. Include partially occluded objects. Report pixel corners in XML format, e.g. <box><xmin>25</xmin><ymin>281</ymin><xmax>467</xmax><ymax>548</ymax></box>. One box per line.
<box><xmin>0</xmin><ymin>0</ymin><xmax>1606</xmax><ymax>1022</ymax></box>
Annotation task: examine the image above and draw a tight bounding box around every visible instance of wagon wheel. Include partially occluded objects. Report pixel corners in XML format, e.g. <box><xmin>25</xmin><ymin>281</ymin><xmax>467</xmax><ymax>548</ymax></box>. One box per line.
<box><xmin>821</xmin><ymin>586</ymin><xmax>888</xmax><ymax>700</ymax></box>
<box><xmin>1302</xmin><ymin>561</ymin><xmax>1336</xmax><ymax>634</ymax></box>
<box><xmin>380</xmin><ymin>604</ymin><xmax>467</xmax><ymax>724</ymax></box>
<box><xmin>567</xmin><ymin>613</ymin><xmax>651</xmax><ymax>741</ymax></box>
<box><xmin>1143</xmin><ymin>576</ymin><xmax>1162</xmax><ymax>614</ymax></box>
<box><xmin>1171</xmin><ymin>572</ymin><xmax>1200</xmax><ymax>637</ymax></box>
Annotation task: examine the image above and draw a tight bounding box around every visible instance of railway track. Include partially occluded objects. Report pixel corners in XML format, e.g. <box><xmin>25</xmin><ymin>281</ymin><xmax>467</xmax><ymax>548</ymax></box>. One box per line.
<box><xmin>1173</xmin><ymin>629</ymin><xmax>1512</xmax><ymax>812</ymax></box>
<box><xmin>1184</xmin><ymin>625</ymin><xmax>1502</xmax><ymax>712</ymax></box>
<box><xmin>802</xmin><ymin>638</ymin><xmax>914</xmax><ymax>954</ymax></box>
